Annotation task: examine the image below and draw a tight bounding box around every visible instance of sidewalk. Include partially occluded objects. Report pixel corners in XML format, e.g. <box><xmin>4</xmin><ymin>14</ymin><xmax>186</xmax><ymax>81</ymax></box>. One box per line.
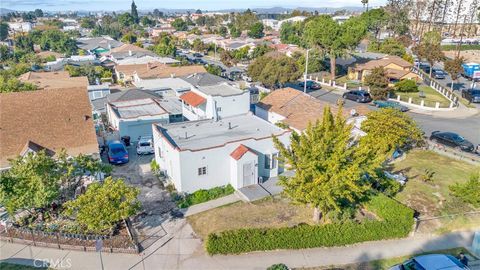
<box><xmin>180</xmin><ymin>194</ymin><xmax>240</xmax><ymax>217</ymax></box>
<box><xmin>1</xmin><ymin>226</ymin><xmax>478</xmax><ymax>269</ymax></box>
<box><xmin>409</xmin><ymin>103</ymin><xmax>479</xmax><ymax>119</ymax></box>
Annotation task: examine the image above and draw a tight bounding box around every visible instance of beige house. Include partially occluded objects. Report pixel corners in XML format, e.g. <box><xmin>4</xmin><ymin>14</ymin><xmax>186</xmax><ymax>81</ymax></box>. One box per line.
<box><xmin>348</xmin><ymin>56</ymin><xmax>420</xmax><ymax>86</ymax></box>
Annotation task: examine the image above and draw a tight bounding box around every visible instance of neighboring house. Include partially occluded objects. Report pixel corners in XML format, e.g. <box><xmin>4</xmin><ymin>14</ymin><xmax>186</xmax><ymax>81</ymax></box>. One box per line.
<box><xmin>133</xmin><ymin>77</ymin><xmax>193</xmax><ymax>97</ymax></box>
<box><xmin>276</xmin><ymin>16</ymin><xmax>307</xmax><ymax>31</ymax></box>
<box><xmin>106</xmin><ymin>98</ymin><xmax>170</xmax><ymax>141</ymax></box>
<box><xmin>152</xmin><ymin>27</ymin><xmax>176</xmax><ymax>36</ymax></box>
<box><xmin>88</xmin><ymin>83</ymin><xmax>111</xmax><ymax>101</ymax></box>
<box><xmin>255</xmin><ymin>88</ymin><xmax>370</xmax><ymax>134</ymax></box>
<box><xmin>44</xmin><ymin>55</ymin><xmax>100</xmax><ymax>71</ymax></box>
<box><xmin>269</xmin><ymin>43</ymin><xmax>302</xmax><ymax>57</ymax></box>
<box><xmin>18</xmin><ymin>71</ymin><xmax>89</xmax><ymax>90</ymax></box>
<box><xmin>262</xmin><ymin>19</ymin><xmax>279</xmax><ymax>30</ymax></box>
<box><xmin>153</xmin><ymin>113</ymin><xmax>291</xmax><ymax>193</ymax></box>
<box><xmin>115</xmin><ymin>55</ymin><xmax>179</xmax><ymax>66</ymax></box>
<box><xmin>8</xmin><ymin>22</ymin><xmax>33</xmax><ymax>33</ymax></box>
<box><xmin>179</xmin><ymin>82</ymin><xmax>250</xmax><ymax>121</ymax></box>
<box><xmin>0</xmin><ymin>88</ymin><xmax>99</xmax><ymax>169</ymax></box>
<box><xmin>180</xmin><ymin>72</ymin><xmax>229</xmax><ymax>87</ymax></box>
<box><xmin>115</xmin><ymin>63</ymin><xmax>206</xmax><ymax>83</ymax></box>
<box><xmin>77</xmin><ymin>36</ymin><xmax>124</xmax><ymax>54</ymax></box>
<box><xmin>348</xmin><ymin>55</ymin><xmax>420</xmax><ymax>85</ymax></box>
<box><xmin>107</xmin><ymin>44</ymin><xmax>159</xmax><ymax>63</ymax></box>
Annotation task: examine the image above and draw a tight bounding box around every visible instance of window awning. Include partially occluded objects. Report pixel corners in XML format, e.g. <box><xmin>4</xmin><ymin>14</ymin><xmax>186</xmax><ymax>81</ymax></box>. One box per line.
<box><xmin>180</xmin><ymin>91</ymin><xmax>206</xmax><ymax>107</ymax></box>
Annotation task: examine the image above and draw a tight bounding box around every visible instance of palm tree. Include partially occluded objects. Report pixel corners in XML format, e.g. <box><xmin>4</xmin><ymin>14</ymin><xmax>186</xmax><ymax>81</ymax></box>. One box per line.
<box><xmin>361</xmin><ymin>0</ymin><xmax>369</xmax><ymax>11</ymax></box>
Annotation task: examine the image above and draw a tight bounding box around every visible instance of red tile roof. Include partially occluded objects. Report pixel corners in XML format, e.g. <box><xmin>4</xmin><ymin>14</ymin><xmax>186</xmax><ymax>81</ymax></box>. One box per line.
<box><xmin>180</xmin><ymin>91</ymin><xmax>206</xmax><ymax>107</ymax></box>
<box><xmin>230</xmin><ymin>144</ymin><xmax>256</xmax><ymax>160</ymax></box>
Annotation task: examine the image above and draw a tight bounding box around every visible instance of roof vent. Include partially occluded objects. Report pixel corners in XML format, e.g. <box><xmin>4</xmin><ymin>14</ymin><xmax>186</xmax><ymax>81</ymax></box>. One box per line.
<box><xmin>228</xmin><ymin>122</ymin><xmax>232</xmax><ymax>129</ymax></box>
<box><xmin>128</xmin><ymin>50</ymin><xmax>132</xmax><ymax>56</ymax></box>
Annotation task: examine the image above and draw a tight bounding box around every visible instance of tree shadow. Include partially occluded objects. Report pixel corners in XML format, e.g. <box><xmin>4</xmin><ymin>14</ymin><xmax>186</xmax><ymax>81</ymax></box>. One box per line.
<box><xmin>0</xmin><ymin>258</ymin><xmax>49</xmax><ymax>269</ymax></box>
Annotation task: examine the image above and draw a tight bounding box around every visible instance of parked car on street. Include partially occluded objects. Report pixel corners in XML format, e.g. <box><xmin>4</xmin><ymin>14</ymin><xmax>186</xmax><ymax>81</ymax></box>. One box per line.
<box><xmin>419</xmin><ymin>63</ymin><xmax>431</xmax><ymax>74</ymax></box>
<box><xmin>461</xmin><ymin>89</ymin><xmax>480</xmax><ymax>103</ymax></box>
<box><xmin>373</xmin><ymin>100</ymin><xmax>409</xmax><ymax>112</ymax></box>
<box><xmin>430</xmin><ymin>131</ymin><xmax>475</xmax><ymax>152</ymax></box>
<box><xmin>432</xmin><ymin>68</ymin><xmax>446</xmax><ymax>79</ymax></box>
<box><xmin>342</xmin><ymin>90</ymin><xmax>372</xmax><ymax>103</ymax></box>
<box><xmin>107</xmin><ymin>140</ymin><xmax>129</xmax><ymax>164</ymax></box>
<box><xmin>383</xmin><ymin>171</ymin><xmax>407</xmax><ymax>185</ymax></box>
<box><xmin>136</xmin><ymin>136</ymin><xmax>154</xmax><ymax>155</ymax></box>
<box><xmin>389</xmin><ymin>254</ymin><xmax>470</xmax><ymax>270</ymax></box>
<box><xmin>298</xmin><ymin>80</ymin><xmax>321</xmax><ymax>90</ymax></box>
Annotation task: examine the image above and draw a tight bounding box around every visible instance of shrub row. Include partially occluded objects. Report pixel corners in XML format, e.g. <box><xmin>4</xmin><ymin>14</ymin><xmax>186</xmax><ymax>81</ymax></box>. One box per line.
<box><xmin>177</xmin><ymin>184</ymin><xmax>235</xmax><ymax>208</ymax></box>
<box><xmin>441</xmin><ymin>44</ymin><xmax>480</xmax><ymax>51</ymax></box>
<box><xmin>205</xmin><ymin>193</ymin><xmax>414</xmax><ymax>255</ymax></box>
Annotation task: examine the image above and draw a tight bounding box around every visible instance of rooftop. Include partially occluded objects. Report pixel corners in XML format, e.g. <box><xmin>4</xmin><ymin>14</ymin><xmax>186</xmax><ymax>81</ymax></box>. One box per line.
<box><xmin>155</xmin><ymin>113</ymin><xmax>288</xmax><ymax>151</ymax></box>
<box><xmin>76</xmin><ymin>36</ymin><xmax>123</xmax><ymax>51</ymax></box>
<box><xmin>18</xmin><ymin>71</ymin><xmax>88</xmax><ymax>90</ymax></box>
<box><xmin>180</xmin><ymin>73</ymin><xmax>228</xmax><ymax>87</ymax></box>
<box><xmin>257</xmin><ymin>88</ymin><xmax>370</xmax><ymax>131</ymax></box>
<box><xmin>133</xmin><ymin>77</ymin><xmax>192</xmax><ymax>92</ymax></box>
<box><xmin>115</xmin><ymin>63</ymin><xmax>207</xmax><ymax>80</ymax></box>
<box><xmin>0</xmin><ymin>88</ymin><xmax>98</xmax><ymax>168</ymax></box>
<box><xmin>109</xmin><ymin>98</ymin><xmax>167</xmax><ymax>119</ymax></box>
<box><xmin>197</xmin><ymin>83</ymin><xmax>244</xmax><ymax>97</ymax></box>
<box><xmin>355</xmin><ymin>55</ymin><xmax>412</xmax><ymax>71</ymax></box>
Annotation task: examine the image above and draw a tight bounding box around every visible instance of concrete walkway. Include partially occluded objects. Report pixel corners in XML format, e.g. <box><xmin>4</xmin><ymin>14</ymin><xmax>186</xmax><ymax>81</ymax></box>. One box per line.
<box><xmin>1</xmin><ymin>225</ymin><xmax>478</xmax><ymax>270</ymax></box>
<box><xmin>181</xmin><ymin>193</ymin><xmax>240</xmax><ymax>217</ymax></box>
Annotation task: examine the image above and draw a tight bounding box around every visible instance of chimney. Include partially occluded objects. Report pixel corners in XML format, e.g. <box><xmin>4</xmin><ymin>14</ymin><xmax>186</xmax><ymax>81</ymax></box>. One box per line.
<box><xmin>184</xmin><ymin>132</ymin><xmax>188</xmax><ymax>139</ymax></box>
<box><xmin>128</xmin><ymin>50</ymin><xmax>132</xmax><ymax>56</ymax></box>
<box><xmin>228</xmin><ymin>122</ymin><xmax>231</xmax><ymax>130</ymax></box>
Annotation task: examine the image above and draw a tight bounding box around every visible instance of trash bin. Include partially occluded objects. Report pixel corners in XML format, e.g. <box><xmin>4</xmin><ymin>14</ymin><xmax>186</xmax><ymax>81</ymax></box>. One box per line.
<box><xmin>121</xmin><ymin>136</ymin><xmax>131</xmax><ymax>146</ymax></box>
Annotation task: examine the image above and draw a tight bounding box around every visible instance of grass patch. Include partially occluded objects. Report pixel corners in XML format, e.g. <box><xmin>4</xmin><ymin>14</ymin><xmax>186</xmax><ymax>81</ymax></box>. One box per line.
<box><xmin>336</xmin><ymin>75</ymin><xmax>363</xmax><ymax>89</ymax></box>
<box><xmin>188</xmin><ymin>196</ymin><xmax>313</xmax><ymax>239</ymax></box>
<box><xmin>0</xmin><ymin>263</ymin><xmax>48</xmax><ymax>270</ymax></box>
<box><xmin>395</xmin><ymin>85</ymin><xmax>451</xmax><ymax>108</ymax></box>
<box><xmin>205</xmin><ymin>194</ymin><xmax>414</xmax><ymax>255</ymax></box>
<box><xmin>442</xmin><ymin>44</ymin><xmax>480</xmax><ymax>51</ymax></box>
<box><xmin>298</xmin><ymin>247</ymin><xmax>475</xmax><ymax>270</ymax></box>
<box><xmin>176</xmin><ymin>184</ymin><xmax>235</xmax><ymax>208</ymax></box>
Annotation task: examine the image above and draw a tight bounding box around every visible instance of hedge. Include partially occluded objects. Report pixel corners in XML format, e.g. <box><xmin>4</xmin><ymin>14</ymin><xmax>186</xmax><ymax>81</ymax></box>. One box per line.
<box><xmin>177</xmin><ymin>184</ymin><xmax>235</xmax><ymax>208</ymax></box>
<box><xmin>205</xmin><ymin>193</ymin><xmax>414</xmax><ymax>255</ymax></box>
<box><xmin>441</xmin><ymin>44</ymin><xmax>480</xmax><ymax>51</ymax></box>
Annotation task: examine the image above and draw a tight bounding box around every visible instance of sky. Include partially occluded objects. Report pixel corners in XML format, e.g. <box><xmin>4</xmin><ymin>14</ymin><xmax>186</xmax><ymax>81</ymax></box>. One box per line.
<box><xmin>2</xmin><ymin>0</ymin><xmax>387</xmax><ymax>12</ymax></box>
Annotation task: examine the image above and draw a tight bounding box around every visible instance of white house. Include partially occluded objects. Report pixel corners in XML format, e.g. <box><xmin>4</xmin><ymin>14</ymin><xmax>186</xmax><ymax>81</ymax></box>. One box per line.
<box><xmin>8</xmin><ymin>22</ymin><xmax>33</xmax><ymax>33</ymax></box>
<box><xmin>276</xmin><ymin>16</ymin><xmax>307</xmax><ymax>31</ymax></box>
<box><xmin>261</xmin><ymin>19</ymin><xmax>279</xmax><ymax>30</ymax></box>
<box><xmin>106</xmin><ymin>98</ymin><xmax>170</xmax><ymax>141</ymax></box>
<box><xmin>153</xmin><ymin>113</ymin><xmax>291</xmax><ymax>193</ymax></box>
<box><xmin>179</xmin><ymin>82</ymin><xmax>250</xmax><ymax>121</ymax></box>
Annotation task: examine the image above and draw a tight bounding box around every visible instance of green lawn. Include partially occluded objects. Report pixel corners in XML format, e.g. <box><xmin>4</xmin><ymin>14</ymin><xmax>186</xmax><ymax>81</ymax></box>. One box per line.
<box><xmin>395</xmin><ymin>86</ymin><xmax>451</xmax><ymax>108</ymax></box>
<box><xmin>0</xmin><ymin>262</ymin><xmax>48</xmax><ymax>270</ymax></box>
<box><xmin>298</xmin><ymin>247</ymin><xmax>475</xmax><ymax>270</ymax></box>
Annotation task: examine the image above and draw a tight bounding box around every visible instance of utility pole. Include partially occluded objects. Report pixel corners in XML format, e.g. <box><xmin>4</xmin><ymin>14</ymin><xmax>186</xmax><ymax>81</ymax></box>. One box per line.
<box><xmin>214</xmin><ymin>42</ymin><xmax>217</xmax><ymax>61</ymax></box>
<box><xmin>304</xmin><ymin>49</ymin><xmax>310</xmax><ymax>93</ymax></box>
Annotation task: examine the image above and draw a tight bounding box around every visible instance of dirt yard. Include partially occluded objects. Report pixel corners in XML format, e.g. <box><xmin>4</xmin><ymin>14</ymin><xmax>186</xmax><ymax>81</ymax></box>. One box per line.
<box><xmin>187</xmin><ymin>197</ymin><xmax>314</xmax><ymax>239</ymax></box>
<box><xmin>444</xmin><ymin>50</ymin><xmax>480</xmax><ymax>63</ymax></box>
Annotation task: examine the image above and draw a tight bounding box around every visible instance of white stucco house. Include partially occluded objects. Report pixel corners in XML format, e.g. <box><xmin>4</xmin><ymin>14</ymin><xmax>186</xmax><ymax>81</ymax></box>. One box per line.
<box><xmin>153</xmin><ymin>113</ymin><xmax>291</xmax><ymax>193</ymax></box>
<box><xmin>106</xmin><ymin>98</ymin><xmax>170</xmax><ymax>141</ymax></box>
<box><xmin>179</xmin><ymin>82</ymin><xmax>250</xmax><ymax>121</ymax></box>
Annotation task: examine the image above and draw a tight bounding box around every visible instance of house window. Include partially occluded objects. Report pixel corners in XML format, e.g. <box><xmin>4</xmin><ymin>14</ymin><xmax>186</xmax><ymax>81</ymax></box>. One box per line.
<box><xmin>217</xmin><ymin>107</ymin><xmax>222</xmax><ymax>112</ymax></box>
<box><xmin>264</xmin><ymin>154</ymin><xmax>271</xmax><ymax>169</ymax></box>
<box><xmin>264</xmin><ymin>153</ymin><xmax>278</xmax><ymax>170</ymax></box>
<box><xmin>198</xmin><ymin>166</ymin><xmax>207</xmax><ymax>176</ymax></box>
<box><xmin>272</xmin><ymin>153</ymin><xmax>278</xmax><ymax>169</ymax></box>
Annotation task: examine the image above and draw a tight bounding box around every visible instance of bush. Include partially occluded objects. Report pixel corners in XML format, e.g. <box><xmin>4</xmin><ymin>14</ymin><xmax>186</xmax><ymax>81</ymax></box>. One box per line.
<box><xmin>267</xmin><ymin>264</ymin><xmax>289</xmax><ymax>270</ymax></box>
<box><xmin>205</xmin><ymin>194</ymin><xmax>414</xmax><ymax>255</ymax></box>
<box><xmin>394</xmin><ymin>79</ymin><xmax>419</xmax><ymax>93</ymax></box>
<box><xmin>449</xmin><ymin>173</ymin><xmax>480</xmax><ymax>207</ymax></box>
<box><xmin>177</xmin><ymin>184</ymin><xmax>235</xmax><ymax>208</ymax></box>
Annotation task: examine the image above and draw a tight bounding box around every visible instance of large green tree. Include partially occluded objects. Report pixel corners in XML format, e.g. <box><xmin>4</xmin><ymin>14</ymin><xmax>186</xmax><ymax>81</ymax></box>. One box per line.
<box><xmin>248</xmin><ymin>22</ymin><xmax>264</xmax><ymax>39</ymax></box>
<box><xmin>364</xmin><ymin>66</ymin><xmax>390</xmax><ymax>100</ymax></box>
<box><xmin>449</xmin><ymin>173</ymin><xmax>480</xmax><ymax>208</ymax></box>
<box><xmin>0</xmin><ymin>22</ymin><xmax>9</xmax><ymax>41</ymax></box>
<box><xmin>150</xmin><ymin>33</ymin><xmax>176</xmax><ymax>57</ymax></box>
<box><xmin>172</xmin><ymin>18</ymin><xmax>188</xmax><ymax>31</ymax></box>
<box><xmin>248</xmin><ymin>54</ymin><xmax>301</xmax><ymax>88</ymax></box>
<box><xmin>280</xmin><ymin>21</ymin><xmax>303</xmax><ymax>45</ymax></box>
<box><xmin>273</xmin><ymin>106</ymin><xmax>383</xmax><ymax>222</ymax></box>
<box><xmin>303</xmin><ymin>15</ymin><xmax>366</xmax><ymax>79</ymax></box>
<box><xmin>360</xmin><ymin>108</ymin><xmax>423</xmax><ymax>155</ymax></box>
<box><xmin>118</xmin><ymin>12</ymin><xmax>135</xmax><ymax>28</ymax></box>
<box><xmin>63</xmin><ymin>177</ymin><xmax>140</xmax><ymax>233</ymax></box>
<box><xmin>359</xmin><ymin>8</ymin><xmax>388</xmax><ymax>39</ymax></box>
<box><xmin>444</xmin><ymin>56</ymin><xmax>465</xmax><ymax>90</ymax></box>
<box><xmin>131</xmin><ymin>0</ymin><xmax>139</xmax><ymax>24</ymax></box>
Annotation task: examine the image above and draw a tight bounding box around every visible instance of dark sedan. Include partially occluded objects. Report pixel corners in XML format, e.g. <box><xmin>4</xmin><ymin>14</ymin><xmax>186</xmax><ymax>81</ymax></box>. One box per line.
<box><xmin>432</xmin><ymin>69</ymin><xmax>446</xmax><ymax>79</ymax></box>
<box><xmin>298</xmin><ymin>80</ymin><xmax>321</xmax><ymax>90</ymax></box>
<box><xmin>461</xmin><ymin>89</ymin><xmax>480</xmax><ymax>103</ymax></box>
<box><xmin>107</xmin><ymin>140</ymin><xmax>129</xmax><ymax>164</ymax></box>
<box><xmin>342</xmin><ymin>90</ymin><xmax>372</xmax><ymax>103</ymax></box>
<box><xmin>430</xmin><ymin>131</ymin><xmax>475</xmax><ymax>152</ymax></box>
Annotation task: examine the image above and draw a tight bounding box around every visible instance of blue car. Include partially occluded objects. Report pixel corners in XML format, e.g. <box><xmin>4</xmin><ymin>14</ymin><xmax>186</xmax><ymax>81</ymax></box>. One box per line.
<box><xmin>373</xmin><ymin>100</ymin><xmax>409</xmax><ymax>112</ymax></box>
<box><xmin>107</xmin><ymin>140</ymin><xmax>129</xmax><ymax>164</ymax></box>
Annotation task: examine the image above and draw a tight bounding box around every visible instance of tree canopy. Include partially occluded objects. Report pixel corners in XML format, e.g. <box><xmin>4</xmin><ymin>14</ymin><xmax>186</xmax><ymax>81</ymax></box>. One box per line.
<box><xmin>172</xmin><ymin>18</ymin><xmax>188</xmax><ymax>31</ymax></box>
<box><xmin>63</xmin><ymin>177</ymin><xmax>140</xmax><ymax>234</ymax></box>
<box><xmin>248</xmin><ymin>22</ymin><xmax>265</xmax><ymax>39</ymax></box>
<box><xmin>280</xmin><ymin>21</ymin><xmax>303</xmax><ymax>45</ymax></box>
<box><xmin>248</xmin><ymin>54</ymin><xmax>301</xmax><ymax>88</ymax></box>
<box><xmin>444</xmin><ymin>56</ymin><xmax>465</xmax><ymax>89</ymax></box>
<box><xmin>364</xmin><ymin>67</ymin><xmax>390</xmax><ymax>100</ymax></box>
<box><xmin>273</xmin><ymin>106</ymin><xmax>384</xmax><ymax>222</ymax></box>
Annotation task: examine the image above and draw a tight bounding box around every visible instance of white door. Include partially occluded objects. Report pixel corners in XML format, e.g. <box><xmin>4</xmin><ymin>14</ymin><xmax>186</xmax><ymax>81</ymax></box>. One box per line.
<box><xmin>242</xmin><ymin>162</ymin><xmax>255</xmax><ymax>187</ymax></box>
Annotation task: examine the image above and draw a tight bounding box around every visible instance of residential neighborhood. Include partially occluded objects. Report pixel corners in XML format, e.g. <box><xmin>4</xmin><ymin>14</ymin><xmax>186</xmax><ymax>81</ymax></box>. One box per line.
<box><xmin>0</xmin><ymin>0</ymin><xmax>479</xmax><ymax>269</ymax></box>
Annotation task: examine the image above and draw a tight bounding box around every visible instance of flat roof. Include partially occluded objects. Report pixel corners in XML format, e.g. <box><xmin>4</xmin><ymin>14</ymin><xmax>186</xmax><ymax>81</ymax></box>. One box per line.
<box><xmin>155</xmin><ymin>114</ymin><xmax>288</xmax><ymax>151</ymax></box>
<box><xmin>133</xmin><ymin>78</ymin><xmax>192</xmax><ymax>92</ymax></box>
<box><xmin>197</xmin><ymin>83</ymin><xmax>244</xmax><ymax>97</ymax></box>
<box><xmin>110</xmin><ymin>98</ymin><xmax>167</xmax><ymax>119</ymax></box>
<box><xmin>157</xmin><ymin>98</ymin><xmax>182</xmax><ymax>115</ymax></box>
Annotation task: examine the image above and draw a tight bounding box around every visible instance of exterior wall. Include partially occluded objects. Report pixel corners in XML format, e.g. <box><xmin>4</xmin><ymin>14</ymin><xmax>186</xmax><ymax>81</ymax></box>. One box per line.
<box><xmin>88</xmin><ymin>89</ymin><xmax>110</xmax><ymax>101</ymax></box>
<box><xmin>153</xmin><ymin>128</ymin><xmax>291</xmax><ymax>193</ymax></box>
<box><xmin>230</xmin><ymin>151</ymin><xmax>258</xmax><ymax>189</ymax></box>
<box><xmin>209</xmin><ymin>92</ymin><xmax>250</xmax><ymax>119</ymax></box>
<box><xmin>254</xmin><ymin>106</ymin><xmax>286</xmax><ymax>126</ymax></box>
<box><xmin>182</xmin><ymin>102</ymin><xmax>207</xmax><ymax>121</ymax></box>
<box><xmin>384</xmin><ymin>63</ymin><xmax>410</xmax><ymax>71</ymax></box>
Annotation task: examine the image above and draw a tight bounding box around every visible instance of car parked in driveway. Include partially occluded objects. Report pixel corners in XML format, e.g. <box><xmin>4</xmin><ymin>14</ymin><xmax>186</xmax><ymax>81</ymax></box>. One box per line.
<box><xmin>373</xmin><ymin>100</ymin><xmax>409</xmax><ymax>112</ymax></box>
<box><xmin>342</xmin><ymin>90</ymin><xmax>372</xmax><ymax>103</ymax></box>
<box><xmin>461</xmin><ymin>89</ymin><xmax>480</xmax><ymax>103</ymax></box>
<box><xmin>430</xmin><ymin>131</ymin><xmax>475</xmax><ymax>152</ymax></box>
<box><xmin>107</xmin><ymin>140</ymin><xmax>129</xmax><ymax>164</ymax></box>
<box><xmin>136</xmin><ymin>136</ymin><xmax>154</xmax><ymax>155</ymax></box>
<box><xmin>389</xmin><ymin>254</ymin><xmax>469</xmax><ymax>270</ymax></box>
<box><xmin>298</xmin><ymin>80</ymin><xmax>321</xmax><ymax>90</ymax></box>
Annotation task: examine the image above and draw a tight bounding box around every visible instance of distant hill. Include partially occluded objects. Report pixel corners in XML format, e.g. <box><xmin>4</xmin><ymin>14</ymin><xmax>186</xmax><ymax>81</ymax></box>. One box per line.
<box><xmin>0</xmin><ymin>8</ymin><xmax>16</xmax><ymax>15</ymax></box>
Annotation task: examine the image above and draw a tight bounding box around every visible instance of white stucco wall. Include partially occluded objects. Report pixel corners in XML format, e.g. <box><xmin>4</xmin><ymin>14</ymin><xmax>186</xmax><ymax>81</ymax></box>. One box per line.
<box><xmin>153</xmin><ymin>127</ymin><xmax>291</xmax><ymax>193</ymax></box>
